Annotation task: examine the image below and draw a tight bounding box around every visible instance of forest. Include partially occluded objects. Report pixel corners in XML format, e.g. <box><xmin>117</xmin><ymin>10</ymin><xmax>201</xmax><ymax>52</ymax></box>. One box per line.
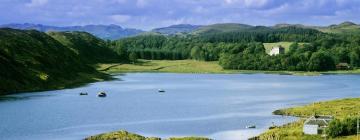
<box><xmin>111</xmin><ymin>26</ymin><xmax>360</xmax><ymax>71</ymax></box>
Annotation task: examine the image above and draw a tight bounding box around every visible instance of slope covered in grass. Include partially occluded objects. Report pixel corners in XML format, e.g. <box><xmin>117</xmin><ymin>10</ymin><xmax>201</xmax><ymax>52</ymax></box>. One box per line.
<box><xmin>318</xmin><ymin>22</ymin><xmax>360</xmax><ymax>34</ymax></box>
<box><xmin>48</xmin><ymin>31</ymin><xmax>121</xmax><ymax>63</ymax></box>
<box><xmin>0</xmin><ymin>28</ymin><xmax>112</xmax><ymax>95</ymax></box>
<box><xmin>192</xmin><ymin>23</ymin><xmax>253</xmax><ymax>34</ymax></box>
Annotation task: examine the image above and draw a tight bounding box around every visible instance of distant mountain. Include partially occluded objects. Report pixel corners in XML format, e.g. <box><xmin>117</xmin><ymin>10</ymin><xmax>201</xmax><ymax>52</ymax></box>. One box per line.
<box><xmin>152</xmin><ymin>24</ymin><xmax>202</xmax><ymax>35</ymax></box>
<box><xmin>273</xmin><ymin>23</ymin><xmax>310</xmax><ymax>28</ymax></box>
<box><xmin>337</xmin><ymin>21</ymin><xmax>357</xmax><ymax>27</ymax></box>
<box><xmin>0</xmin><ymin>23</ymin><xmax>144</xmax><ymax>40</ymax></box>
<box><xmin>192</xmin><ymin>23</ymin><xmax>253</xmax><ymax>34</ymax></box>
<box><xmin>317</xmin><ymin>21</ymin><xmax>360</xmax><ymax>34</ymax></box>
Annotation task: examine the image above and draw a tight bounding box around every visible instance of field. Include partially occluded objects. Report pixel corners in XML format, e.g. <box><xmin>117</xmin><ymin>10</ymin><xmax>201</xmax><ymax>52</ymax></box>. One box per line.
<box><xmin>256</xmin><ymin>98</ymin><xmax>360</xmax><ymax>140</ymax></box>
<box><xmin>97</xmin><ymin>60</ymin><xmax>360</xmax><ymax>76</ymax></box>
<box><xmin>97</xmin><ymin>60</ymin><xmax>226</xmax><ymax>73</ymax></box>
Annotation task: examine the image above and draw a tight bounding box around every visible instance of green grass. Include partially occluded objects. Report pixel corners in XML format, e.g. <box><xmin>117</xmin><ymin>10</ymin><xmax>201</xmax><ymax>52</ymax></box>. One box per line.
<box><xmin>97</xmin><ymin>60</ymin><xmax>360</xmax><ymax>76</ymax></box>
<box><xmin>85</xmin><ymin>130</ymin><xmax>211</xmax><ymax>140</ymax></box>
<box><xmin>168</xmin><ymin>137</ymin><xmax>211</xmax><ymax>140</ymax></box>
<box><xmin>85</xmin><ymin>130</ymin><xmax>161</xmax><ymax>140</ymax></box>
<box><xmin>275</xmin><ymin>98</ymin><xmax>360</xmax><ymax>119</ymax></box>
<box><xmin>319</xmin><ymin>25</ymin><xmax>360</xmax><ymax>34</ymax></box>
<box><xmin>256</xmin><ymin>98</ymin><xmax>360</xmax><ymax>140</ymax></box>
<box><xmin>97</xmin><ymin>60</ymin><xmax>225</xmax><ymax>74</ymax></box>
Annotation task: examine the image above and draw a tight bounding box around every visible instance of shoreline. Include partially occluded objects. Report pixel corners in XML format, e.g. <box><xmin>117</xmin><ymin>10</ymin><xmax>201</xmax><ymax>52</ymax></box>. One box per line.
<box><xmin>0</xmin><ymin>72</ymin><xmax>114</xmax><ymax>96</ymax></box>
<box><xmin>254</xmin><ymin>97</ymin><xmax>360</xmax><ymax>140</ymax></box>
<box><xmin>97</xmin><ymin>60</ymin><xmax>360</xmax><ymax>76</ymax></box>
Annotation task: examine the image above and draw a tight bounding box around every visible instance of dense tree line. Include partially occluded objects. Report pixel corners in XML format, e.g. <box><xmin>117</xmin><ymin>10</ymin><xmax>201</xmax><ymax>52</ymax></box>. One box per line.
<box><xmin>219</xmin><ymin>36</ymin><xmax>360</xmax><ymax>71</ymax></box>
<box><xmin>199</xmin><ymin>26</ymin><xmax>326</xmax><ymax>43</ymax></box>
<box><xmin>111</xmin><ymin>27</ymin><xmax>360</xmax><ymax>71</ymax></box>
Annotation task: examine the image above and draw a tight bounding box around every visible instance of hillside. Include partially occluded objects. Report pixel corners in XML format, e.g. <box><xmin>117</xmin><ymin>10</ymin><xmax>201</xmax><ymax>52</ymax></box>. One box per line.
<box><xmin>48</xmin><ymin>31</ymin><xmax>121</xmax><ymax>63</ymax></box>
<box><xmin>318</xmin><ymin>21</ymin><xmax>360</xmax><ymax>34</ymax></box>
<box><xmin>152</xmin><ymin>24</ymin><xmax>202</xmax><ymax>35</ymax></box>
<box><xmin>0</xmin><ymin>28</ymin><xmax>114</xmax><ymax>95</ymax></box>
<box><xmin>192</xmin><ymin>23</ymin><xmax>253</xmax><ymax>34</ymax></box>
<box><xmin>0</xmin><ymin>23</ymin><xmax>144</xmax><ymax>40</ymax></box>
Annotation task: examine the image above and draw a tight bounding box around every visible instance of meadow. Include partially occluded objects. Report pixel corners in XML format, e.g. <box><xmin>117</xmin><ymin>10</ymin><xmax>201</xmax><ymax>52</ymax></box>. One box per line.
<box><xmin>97</xmin><ymin>60</ymin><xmax>360</xmax><ymax>76</ymax></box>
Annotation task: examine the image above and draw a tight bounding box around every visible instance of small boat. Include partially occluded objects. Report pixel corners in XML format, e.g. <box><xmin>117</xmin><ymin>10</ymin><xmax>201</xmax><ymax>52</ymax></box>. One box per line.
<box><xmin>79</xmin><ymin>92</ymin><xmax>88</xmax><ymax>96</ymax></box>
<box><xmin>158</xmin><ymin>89</ymin><xmax>165</xmax><ymax>93</ymax></box>
<box><xmin>246</xmin><ymin>125</ymin><xmax>256</xmax><ymax>129</ymax></box>
<box><xmin>97</xmin><ymin>92</ymin><xmax>107</xmax><ymax>97</ymax></box>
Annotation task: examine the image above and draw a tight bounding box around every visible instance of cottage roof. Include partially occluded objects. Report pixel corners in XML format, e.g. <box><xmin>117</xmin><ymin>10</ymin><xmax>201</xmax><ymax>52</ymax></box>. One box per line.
<box><xmin>304</xmin><ymin>116</ymin><xmax>333</xmax><ymax>127</ymax></box>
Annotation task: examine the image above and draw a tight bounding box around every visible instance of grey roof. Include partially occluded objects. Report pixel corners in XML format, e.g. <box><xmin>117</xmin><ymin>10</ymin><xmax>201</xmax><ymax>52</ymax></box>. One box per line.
<box><xmin>304</xmin><ymin>116</ymin><xmax>333</xmax><ymax>127</ymax></box>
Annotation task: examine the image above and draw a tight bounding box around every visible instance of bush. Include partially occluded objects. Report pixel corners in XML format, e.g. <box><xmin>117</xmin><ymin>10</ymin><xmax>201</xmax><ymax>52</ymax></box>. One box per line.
<box><xmin>327</xmin><ymin>117</ymin><xmax>359</xmax><ymax>137</ymax></box>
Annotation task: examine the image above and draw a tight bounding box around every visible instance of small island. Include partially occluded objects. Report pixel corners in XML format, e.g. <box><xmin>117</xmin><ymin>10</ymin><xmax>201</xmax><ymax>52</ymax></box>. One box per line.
<box><xmin>85</xmin><ymin>130</ymin><xmax>211</xmax><ymax>140</ymax></box>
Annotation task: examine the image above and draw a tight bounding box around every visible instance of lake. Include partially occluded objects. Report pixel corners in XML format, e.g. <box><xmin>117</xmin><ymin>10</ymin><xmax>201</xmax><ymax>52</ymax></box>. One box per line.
<box><xmin>1</xmin><ymin>73</ymin><xmax>360</xmax><ymax>140</ymax></box>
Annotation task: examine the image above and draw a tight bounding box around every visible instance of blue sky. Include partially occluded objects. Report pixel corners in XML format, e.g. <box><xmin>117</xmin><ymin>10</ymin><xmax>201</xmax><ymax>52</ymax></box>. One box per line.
<box><xmin>1</xmin><ymin>0</ymin><xmax>360</xmax><ymax>30</ymax></box>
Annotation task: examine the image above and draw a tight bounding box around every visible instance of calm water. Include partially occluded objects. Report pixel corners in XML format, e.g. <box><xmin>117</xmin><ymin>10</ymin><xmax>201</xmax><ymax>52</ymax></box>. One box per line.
<box><xmin>1</xmin><ymin>73</ymin><xmax>360</xmax><ymax>140</ymax></box>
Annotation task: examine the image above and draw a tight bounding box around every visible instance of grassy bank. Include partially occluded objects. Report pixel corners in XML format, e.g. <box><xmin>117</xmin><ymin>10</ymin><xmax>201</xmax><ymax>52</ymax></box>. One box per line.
<box><xmin>1</xmin><ymin>71</ymin><xmax>112</xmax><ymax>96</ymax></box>
<box><xmin>256</xmin><ymin>98</ymin><xmax>360</xmax><ymax>140</ymax></box>
<box><xmin>85</xmin><ymin>130</ymin><xmax>211</xmax><ymax>140</ymax></box>
<box><xmin>97</xmin><ymin>60</ymin><xmax>360</xmax><ymax>76</ymax></box>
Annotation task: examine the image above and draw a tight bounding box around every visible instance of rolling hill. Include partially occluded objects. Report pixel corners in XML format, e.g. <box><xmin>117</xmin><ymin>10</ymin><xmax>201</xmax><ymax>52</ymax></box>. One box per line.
<box><xmin>192</xmin><ymin>23</ymin><xmax>253</xmax><ymax>34</ymax></box>
<box><xmin>0</xmin><ymin>23</ymin><xmax>144</xmax><ymax>40</ymax></box>
<box><xmin>152</xmin><ymin>24</ymin><xmax>202</xmax><ymax>35</ymax></box>
<box><xmin>317</xmin><ymin>21</ymin><xmax>360</xmax><ymax>34</ymax></box>
<box><xmin>0</xmin><ymin>28</ymin><xmax>120</xmax><ymax>95</ymax></box>
<box><xmin>48</xmin><ymin>31</ymin><xmax>121</xmax><ymax>63</ymax></box>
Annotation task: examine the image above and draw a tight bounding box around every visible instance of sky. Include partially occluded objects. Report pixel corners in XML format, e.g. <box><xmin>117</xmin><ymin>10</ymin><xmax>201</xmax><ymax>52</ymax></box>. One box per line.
<box><xmin>1</xmin><ymin>0</ymin><xmax>360</xmax><ymax>30</ymax></box>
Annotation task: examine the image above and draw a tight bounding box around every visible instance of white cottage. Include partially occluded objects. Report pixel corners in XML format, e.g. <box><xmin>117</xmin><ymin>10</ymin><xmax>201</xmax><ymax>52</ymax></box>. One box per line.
<box><xmin>303</xmin><ymin>115</ymin><xmax>333</xmax><ymax>135</ymax></box>
<box><xmin>268</xmin><ymin>46</ymin><xmax>285</xmax><ymax>56</ymax></box>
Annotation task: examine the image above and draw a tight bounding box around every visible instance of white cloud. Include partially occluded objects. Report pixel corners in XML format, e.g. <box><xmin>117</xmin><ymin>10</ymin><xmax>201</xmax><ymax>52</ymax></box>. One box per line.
<box><xmin>224</xmin><ymin>0</ymin><xmax>269</xmax><ymax>7</ymax></box>
<box><xmin>136</xmin><ymin>0</ymin><xmax>147</xmax><ymax>8</ymax></box>
<box><xmin>243</xmin><ymin>0</ymin><xmax>269</xmax><ymax>8</ymax></box>
<box><xmin>116</xmin><ymin>0</ymin><xmax>127</xmax><ymax>4</ymax></box>
<box><xmin>194</xmin><ymin>6</ymin><xmax>207</xmax><ymax>14</ymax></box>
<box><xmin>26</xmin><ymin>0</ymin><xmax>48</xmax><ymax>7</ymax></box>
<box><xmin>110</xmin><ymin>14</ymin><xmax>132</xmax><ymax>23</ymax></box>
<box><xmin>224</xmin><ymin>0</ymin><xmax>235</xmax><ymax>4</ymax></box>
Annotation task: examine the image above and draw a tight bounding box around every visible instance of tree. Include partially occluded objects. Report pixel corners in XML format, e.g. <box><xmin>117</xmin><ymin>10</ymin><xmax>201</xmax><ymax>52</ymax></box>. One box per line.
<box><xmin>307</xmin><ymin>51</ymin><xmax>335</xmax><ymax>71</ymax></box>
<box><xmin>349</xmin><ymin>51</ymin><xmax>360</xmax><ymax>67</ymax></box>
<box><xmin>129</xmin><ymin>52</ymin><xmax>138</xmax><ymax>63</ymax></box>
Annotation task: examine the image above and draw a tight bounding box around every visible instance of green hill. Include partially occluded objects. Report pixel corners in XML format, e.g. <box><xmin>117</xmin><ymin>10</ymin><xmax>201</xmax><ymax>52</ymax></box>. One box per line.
<box><xmin>0</xmin><ymin>28</ymin><xmax>114</xmax><ymax>95</ymax></box>
<box><xmin>317</xmin><ymin>21</ymin><xmax>360</xmax><ymax>34</ymax></box>
<box><xmin>48</xmin><ymin>31</ymin><xmax>121</xmax><ymax>63</ymax></box>
<box><xmin>152</xmin><ymin>24</ymin><xmax>202</xmax><ymax>35</ymax></box>
<box><xmin>192</xmin><ymin>23</ymin><xmax>253</xmax><ymax>34</ymax></box>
